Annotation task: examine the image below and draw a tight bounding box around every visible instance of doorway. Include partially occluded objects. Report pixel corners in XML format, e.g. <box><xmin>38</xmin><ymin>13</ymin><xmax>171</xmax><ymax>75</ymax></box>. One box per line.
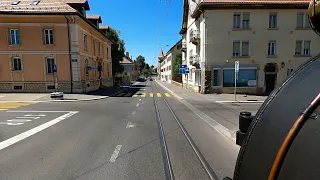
<box><xmin>264</xmin><ymin>63</ymin><xmax>278</xmax><ymax>95</ymax></box>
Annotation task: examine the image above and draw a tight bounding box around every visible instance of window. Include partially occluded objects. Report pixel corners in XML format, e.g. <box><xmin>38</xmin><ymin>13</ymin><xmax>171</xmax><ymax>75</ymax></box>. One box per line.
<box><xmin>233</xmin><ymin>13</ymin><xmax>241</xmax><ymax>28</ymax></box>
<box><xmin>84</xmin><ymin>34</ymin><xmax>87</xmax><ymax>49</ymax></box>
<box><xmin>269</xmin><ymin>13</ymin><xmax>277</xmax><ymax>28</ymax></box>
<box><xmin>242</xmin><ymin>13</ymin><xmax>250</xmax><ymax>28</ymax></box>
<box><xmin>297</xmin><ymin>12</ymin><xmax>312</xmax><ymax>28</ymax></box>
<box><xmin>213</xmin><ymin>70</ymin><xmax>221</xmax><ymax>86</ymax></box>
<box><xmin>46</xmin><ymin>58</ymin><xmax>55</xmax><ymax>74</ymax></box>
<box><xmin>85</xmin><ymin>59</ymin><xmax>89</xmax><ymax>75</ymax></box>
<box><xmin>43</xmin><ymin>29</ymin><xmax>54</xmax><ymax>45</ymax></box>
<box><xmin>242</xmin><ymin>41</ymin><xmax>250</xmax><ymax>56</ymax></box>
<box><xmin>223</xmin><ymin>69</ymin><xmax>257</xmax><ymax>87</ymax></box>
<box><xmin>268</xmin><ymin>41</ymin><xmax>277</xmax><ymax>56</ymax></box>
<box><xmin>287</xmin><ymin>69</ymin><xmax>294</xmax><ymax>76</ymax></box>
<box><xmin>93</xmin><ymin>40</ymin><xmax>96</xmax><ymax>54</ymax></box>
<box><xmin>102</xmin><ymin>44</ymin><xmax>104</xmax><ymax>57</ymax></box>
<box><xmin>106</xmin><ymin>47</ymin><xmax>109</xmax><ymax>58</ymax></box>
<box><xmin>295</xmin><ymin>40</ymin><xmax>311</xmax><ymax>55</ymax></box>
<box><xmin>10</xmin><ymin>29</ymin><xmax>20</xmax><ymax>45</ymax></box>
<box><xmin>12</xmin><ymin>58</ymin><xmax>22</xmax><ymax>71</ymax></box>
<box><xmin>233</xmin><ymin>41</ymin><xmax>250</xmax><ymax>57</ymax></box>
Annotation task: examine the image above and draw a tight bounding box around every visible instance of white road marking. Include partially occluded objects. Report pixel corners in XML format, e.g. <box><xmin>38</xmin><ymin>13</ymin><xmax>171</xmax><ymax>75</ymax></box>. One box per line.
<box><xmin>24</xmin><ymin>114</ymin><xmax>46</xmax><ymax>117</ymax></box>
<box><xmin>8</xmin><ymin>111</ymin><xmax>70</xmax><ymax>113</ymax></box>
<box><xmin>0</xmin><ymin>111</ymin><xmax>78</xmax><ymax>151</ymax></box>
<box><xmin>132</xmin><ymin>111</ymin><xmax>136</xmax><ymax>115</ymax></box>
<box><xmin>136</xmin><ymin>103</ymin><xmax>139</xmax><ymax>107</ymax></box>
<box><xmin>139</xmin><ymin>99</ymin><xmax>141</xmax><ymax>102</ymax></box>
<box><xmin>126</xmin><ymin>122</ymin><xmax>135</xmax><ymax>128</ymax></box>
<box><xmin>16</xmin><ymin>117</ymin><xmax>40</xmax><ymax>119</ymax></box>
<box><xmin>110</xmin><ymin>145</ymin><xmax>122</xmax><ymax>162</ymax></box>
<box><xmin>7</xmin><ymin>119</ymin><xmax>32</xmax><ymax>122</ymax></box>
<box><xmin>216</xmin><ymin>101</ymin><xmax>264</xmax><ymax>103</ymax></box>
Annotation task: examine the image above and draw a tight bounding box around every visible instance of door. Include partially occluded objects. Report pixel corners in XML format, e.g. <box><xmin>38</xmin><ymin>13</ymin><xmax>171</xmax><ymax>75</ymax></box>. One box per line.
<box><xmin>265</xmin><ymin>72</ymin><xmax>276</xmax><ymax>94</ymax></box>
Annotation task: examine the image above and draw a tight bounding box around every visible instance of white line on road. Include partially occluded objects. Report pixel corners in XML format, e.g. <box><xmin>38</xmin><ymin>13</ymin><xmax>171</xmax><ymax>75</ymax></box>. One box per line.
<box><xmin>7</xmin><ymin>111</ymin><xmax>72</xmax><ymax>113</ymax></box>
<box><xmin>136</xmin><ymin>103</ymin><xmax>139</xmax><ymax>107</ymax></box>
<box><xmin>132</xmin><ymin>111</ymin><xmax>136</xmax><ymax>115</ymax></box>
<box><xmin>126</xmin><ymin>122</ymin><xmax>135</xmax><ymax>128</ymax></box>
<box><xmin>16</xmin><ymin>117</ymin><xmax>40</xmax><ymax>119</ymax></box>
<box><xmin>139</xmin><ymin>99</ymin><xmax>141</xmax><ymax>102</ymax></box>
<box><xmin>0</xmin><ymin>111</ymin><xmax>78</xmax><ymax>151</ymax></box>
<box><xmin>110</xmin><ymin>145</ymin><xmax>122</xmax><ymax>162</ymax></box>
<box><xmin>216</xmin><ymin>101</ymin><xmax>264</xmax><ymax>103</ymax></box>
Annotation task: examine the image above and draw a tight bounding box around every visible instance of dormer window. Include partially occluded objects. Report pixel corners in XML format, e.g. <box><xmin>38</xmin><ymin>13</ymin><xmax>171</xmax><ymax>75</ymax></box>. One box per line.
<box><xmin>12</xmin><ymin>1</ymin><xmax>20</xmax><ymax>5</ymax></box>
<box><xmin>82</xmin><ymin>7</ymin><xmax>86</xmax><ymax>17</ymax></box>
<box><xmin>31</xmin><ymin>0</ymin><xmax>40</xmax><ymax>5</ymax></box>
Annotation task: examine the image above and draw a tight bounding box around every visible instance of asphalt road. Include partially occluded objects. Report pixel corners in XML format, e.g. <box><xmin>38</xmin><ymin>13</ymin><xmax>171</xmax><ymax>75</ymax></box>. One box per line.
<box><xmin>0</xmin><ymin>80</ymin><xmax>239</xmax><ymax>180</ymax></box>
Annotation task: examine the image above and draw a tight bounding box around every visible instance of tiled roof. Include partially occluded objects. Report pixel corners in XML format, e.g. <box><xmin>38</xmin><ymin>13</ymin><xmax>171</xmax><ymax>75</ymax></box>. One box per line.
<box><xmin>121</xmin><ymin>57</ymin><xmax>133</xmax><ymax>64</ymax></box>
<box><xmin>202</xmin><ymin>0</ymin><xmax>309</xmax><ymax>4</ymax></box>
<box><xmin>62</xmin><ymin>0</ymin><xmax>87</xmax><ymax>3</ymax></box>
<box><xmin>0</xmin><ymin>0</ymin><xmax>78</xmax><ymax>13</ymax></box>
<box><xmin>158</xmin><ymin>49</ymin><xmax>165</xmax><ymax>57</ymax></box>
<box><xmin>86</xmin><ymin>14</ymin><xmax>100</xmax><ymax>19</ymax></box>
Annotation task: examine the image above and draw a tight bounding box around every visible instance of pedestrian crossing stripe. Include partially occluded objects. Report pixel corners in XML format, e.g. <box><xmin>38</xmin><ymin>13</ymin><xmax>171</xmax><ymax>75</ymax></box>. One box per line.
<box><xmin>125</xmin><ymin>93</ymin><xmax>132</xmax><ymax>97</ymax></box>
<box><xmin>141</xmin><ymin>93</ymin><xmax>146</xmax><ymax>97</ymax></box>
<box><xmin>115</xmin><ymin>93</ymin><xmax>171</xmax><ymax>98</ymax></box>
<box><xmin>0</xmin><ymin>102</ymin><xmax>38</xmax><ymax>111</ymax></box>
<box><xmin>164</xmin><ymin>93</ymin><xmax>171</xmax><ymax>97</ymax></box>
<box><xmin>157</xmin><ymin>93</ymin><xmax>162</xmax><ymax>97</ymax></box>
<box><xmin>150</xmin><ymin>93</ymin><xmax>153</xmax><ymax>97</ymax></box>
<box><xmin>133</xmin><ymin>94</ymin><xmax>138</xmax><ymax>97</ymax></box>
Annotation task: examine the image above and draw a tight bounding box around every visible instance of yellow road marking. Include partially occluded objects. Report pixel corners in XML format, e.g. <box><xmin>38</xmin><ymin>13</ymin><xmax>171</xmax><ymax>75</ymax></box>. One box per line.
<box><xmin>164</xmin><ymin>93</ymin><xmax>171</xmax><ymax>97</ymax></box>
<box><xmin>0</xmin><ymin>102</ymin><xmax>38</xmax><ymax>110</ymax></box>
<box><xmin>116</xmin><ymin>93</ymin><xmax>125</xmax><ymax>97</ymax></box>
<box><xmin>0</xmin><ymin>109</ymin><xmax>8</xmax><ymax>111</ymax></box>
<box><xmin>133</xmin><ymin>94</ymin><xmax>138</xmax><ymax>97</ymax></box>
<box><xmin>150</xmin><ymin>93</ymin><xmax>153</xmax><ymax>97</ymax></box>
<box><xmin>125</xmin><ymin>93</ymin><xmax>132</xmax><ymax>97</ymax></box>
<box><xmin>141</xmin><ymin>93</ymin><xmax>146</xmax><ymax>97</ymax></box>
<box><xmin>157</xmin><ymin>93</ymin><xmax>162</xmax><ymax>97</ymax></box>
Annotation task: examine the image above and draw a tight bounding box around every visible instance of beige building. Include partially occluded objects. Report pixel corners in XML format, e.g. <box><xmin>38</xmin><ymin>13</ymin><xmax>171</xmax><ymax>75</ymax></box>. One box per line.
<box><xmin>180</xmin><ymin>0</ymin><xmax>320</xmax><ymax>95</ymax></box>
<box><xmin>0</xmin><ymin>0</ymin><xmax>113</xmax><ymax>93</ymax></box>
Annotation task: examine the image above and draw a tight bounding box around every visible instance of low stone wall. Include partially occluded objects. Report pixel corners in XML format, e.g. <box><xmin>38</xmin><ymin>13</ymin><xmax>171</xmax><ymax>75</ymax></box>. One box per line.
<box><xmin>211</xmin><ymin>87</ymin><xmax>264</xmax><ymax>95</ymax></box>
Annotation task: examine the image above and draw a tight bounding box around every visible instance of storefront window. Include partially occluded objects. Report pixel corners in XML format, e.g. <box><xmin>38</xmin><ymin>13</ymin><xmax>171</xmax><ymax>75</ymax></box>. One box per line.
<box><xmin>223</xmin><ymin>69</ymin><xmax>257</xmax><ymax>87</ymax></box>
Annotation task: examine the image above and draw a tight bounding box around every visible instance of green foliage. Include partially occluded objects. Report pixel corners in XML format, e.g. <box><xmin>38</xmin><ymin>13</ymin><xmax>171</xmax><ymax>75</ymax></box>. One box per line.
<box><xmin>106</xmin><ymin>27</ymin><xmax>125</xmax><ymax>76</ymax></box>
<box><xmin>173</xmin><ymin>53</ymin><xmax>182</xmax><ymax>78</ymax></box>
<box><xmin>136</xmin><ymin>55</ymin><xmax>146</xmax><ymax>72</ymax></box>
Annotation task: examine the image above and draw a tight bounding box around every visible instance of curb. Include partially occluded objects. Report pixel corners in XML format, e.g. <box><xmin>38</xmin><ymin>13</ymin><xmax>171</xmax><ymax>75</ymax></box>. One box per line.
<box><xmin>0</xmin><ymin>96</ymin><xmax>109</xmax><ymax>103</ymax></box>
<box><xmin>155</xmin><ymin>80</ymin><xmax>237</xmax><ymax>143</ymax></box>
<box><xmin>216</xmin><ymin>100</ymin><xmax>265</xmax><ymax>103</ymax></box>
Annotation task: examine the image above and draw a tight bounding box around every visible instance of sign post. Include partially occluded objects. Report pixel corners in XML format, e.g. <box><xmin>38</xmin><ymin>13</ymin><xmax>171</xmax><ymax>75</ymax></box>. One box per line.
<box><xmin>179</xmin><ymin>64</ymin><xmax>189</xmax><ymax>89</ymax></box>
<box><xmin>234</xmin><ymin>61</ymin><xmax>239</xmax><ymax>101</ymax></box>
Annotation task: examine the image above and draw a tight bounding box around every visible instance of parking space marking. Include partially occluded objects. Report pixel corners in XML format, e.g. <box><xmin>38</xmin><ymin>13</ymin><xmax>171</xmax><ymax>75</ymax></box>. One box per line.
<box><xmin>0</xmin><ymin>111</ymin><xmax>78</xmax><ymax>151</ymax></box>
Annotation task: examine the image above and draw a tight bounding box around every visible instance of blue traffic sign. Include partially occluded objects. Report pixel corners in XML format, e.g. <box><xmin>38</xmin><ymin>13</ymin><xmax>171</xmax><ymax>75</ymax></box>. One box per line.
<box><xmin>178</xmin><ymin>64</ymin><xmax>190</xmax><ymax>74</ymax></box>
<box><xmin>179</xmin><ymin>64</ymin><xmax>187</xmax><ymax>69</ymax></box>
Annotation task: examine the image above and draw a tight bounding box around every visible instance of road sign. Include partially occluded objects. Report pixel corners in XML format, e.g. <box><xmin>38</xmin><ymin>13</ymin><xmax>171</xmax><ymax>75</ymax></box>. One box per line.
<box><xmin>185</xmin><ymin>67</ymin><xmax>190</xmax><ymax>74</ymax></box>
<box><xmin>234</xmin><ymin>61</ymin><xmax>240</xmax><ymax>101</ymax></box>
<box><xmin>178</xmin><ymin>64</ymin><xmax>189</xmax><ymax>74</ymax></box>
<box><xmin>179</xmin><ymin>64</ymin><xmax>187</xmax><ymax>69</ymax></box>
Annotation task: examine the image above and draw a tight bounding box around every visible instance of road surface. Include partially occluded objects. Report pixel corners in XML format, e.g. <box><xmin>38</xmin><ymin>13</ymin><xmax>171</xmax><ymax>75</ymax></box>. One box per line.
<box><xmin>0</xmin><ymin>80</ymin><xmax>240</xmax><ymax>180</ymax></box>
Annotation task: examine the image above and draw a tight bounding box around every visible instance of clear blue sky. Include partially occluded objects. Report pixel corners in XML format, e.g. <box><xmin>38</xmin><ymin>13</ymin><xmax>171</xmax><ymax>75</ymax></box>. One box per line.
<box><xmin>88</xmin><ymin>0</ymin><xmax>183</xmax><ymax>66</ymax></box>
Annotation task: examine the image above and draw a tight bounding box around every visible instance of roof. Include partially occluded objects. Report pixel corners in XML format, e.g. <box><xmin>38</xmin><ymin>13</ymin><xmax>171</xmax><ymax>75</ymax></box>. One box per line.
<box><xmin>180</xmin><ymin>0</ymin><xmax>310</xmax><ymax>33</ymax></box>
<box><xmin>62</xmin><ymin>0</ymin><xmax>89</xmax><ymax>10</ymax></box>
<box><xmin>158</xmin><ymin>49</ymin><xmax>165</xmax><ymax>57</ymax></box>
<box><xmin>86</xmin><ymin>14</ymin><xmax>102</xmax><ymax>23</ymax></box>
<box><xmin>121</xmin><ymin>57</ymin><xmax>134</xmax><ymax>64</ymax></box>
<box><xmin>0</xmin><ymin>0</ymin><xmax>78</xmax><ymax>13</ymax></box>
<box><xmin>166</xmin><ymin>39</ymin><xmax>182</xmax><ymax>55</ymax></box>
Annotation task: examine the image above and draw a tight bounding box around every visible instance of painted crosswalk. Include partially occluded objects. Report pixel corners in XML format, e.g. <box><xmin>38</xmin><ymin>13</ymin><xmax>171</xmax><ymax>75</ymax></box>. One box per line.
<box><xmin>0</xmin><ymin>102</ymin><xmax>38</xmax><ymax>111</ymax></box>
<box><xmin>115</xmin><ymin>92</ymin><xmax>172</xmax><ymax>98</ymax></box>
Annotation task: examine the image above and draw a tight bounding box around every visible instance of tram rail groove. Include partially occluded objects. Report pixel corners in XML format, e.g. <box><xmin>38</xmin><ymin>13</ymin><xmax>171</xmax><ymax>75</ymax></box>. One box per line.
<box><xmin>152</xmin><ymin>81</ymin><xmax>219</xmax><ymax>180</ymax></box>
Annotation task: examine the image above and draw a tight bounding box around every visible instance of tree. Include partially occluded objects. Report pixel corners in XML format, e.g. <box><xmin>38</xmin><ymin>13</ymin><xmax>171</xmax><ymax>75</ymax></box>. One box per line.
<box><xmin>145</xmin><ymin>64</ymin><xmax>150</xmax><ymax>70</ymax></box>
<box><xmin>173</xmin><ymin>53</ymin><xmax>182</xmax><ymax>82</ymax></box>
<box><xmin>142</xmin><ymin>69</ymin><xmax>150</xmax><ymax>77</ymax></box>
<box><xmin>136</xmin><ymin>55</ymin><xmax>146</xmax><ymax>72</ymax></box>
<box><xmin>106</xmin><ymin>28</ymin><xmax>125</xmax><ymax>76</ymax></box>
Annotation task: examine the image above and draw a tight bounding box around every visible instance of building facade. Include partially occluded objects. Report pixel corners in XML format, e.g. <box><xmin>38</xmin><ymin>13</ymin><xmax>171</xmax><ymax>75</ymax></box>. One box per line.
<box><xmin>120</xmin><ymin>52</ymin><xmax>139</xmax><ymax>84</ymax></box>
<box><xmin>0</xmin><ymin>0</ymin><xmax>113</xmax><ymax>93</ymax></box>
<box><xmin>159</xmin><ymin>40</ymin><xmax>182</xmax><ymax>84</ymax></box>
<box><xmin>180</xmin><ymin>0</ymin><xmax>320</xmax><ymax>95</ymax></box>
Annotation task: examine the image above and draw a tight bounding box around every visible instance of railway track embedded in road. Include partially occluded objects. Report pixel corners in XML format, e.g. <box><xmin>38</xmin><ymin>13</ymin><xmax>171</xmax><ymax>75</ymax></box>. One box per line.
<box><xmin>151</xmin><ymin>81</ymin><xmax>219</xmax><ymax>180</ymax></box>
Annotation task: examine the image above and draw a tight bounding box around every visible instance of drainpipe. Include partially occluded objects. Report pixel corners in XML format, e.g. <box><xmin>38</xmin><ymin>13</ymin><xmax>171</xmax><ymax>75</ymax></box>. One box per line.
<box><xmin>65</xmin><ymin>15</ymin><xmax>73</xmax><ymax>93</ymax></box>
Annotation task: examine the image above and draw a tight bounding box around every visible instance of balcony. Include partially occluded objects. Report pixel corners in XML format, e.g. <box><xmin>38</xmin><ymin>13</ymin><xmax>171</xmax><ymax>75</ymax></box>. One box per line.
<box><xmin>189</xmin><ymin>55</ymin><xmax>200</xmax><ymax>67</ymax></box>
<box><xmin>189</xmin><ymin>29</ymin><xmax>200</xmax><ymax>45</ymax></box>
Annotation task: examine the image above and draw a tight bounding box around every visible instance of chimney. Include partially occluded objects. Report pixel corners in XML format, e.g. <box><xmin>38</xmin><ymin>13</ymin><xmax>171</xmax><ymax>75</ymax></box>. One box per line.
<box><xmin>126</xmin><ymin>52</ymin><xmax>129</xmax><ymax>57</ymax></box>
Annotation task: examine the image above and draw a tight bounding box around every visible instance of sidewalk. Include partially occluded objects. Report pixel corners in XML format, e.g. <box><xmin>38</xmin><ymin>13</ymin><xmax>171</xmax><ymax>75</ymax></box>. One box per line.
<box><xmin>0</xmin><ymin>86</ymin><xmax>127</xmax><ymax>102</ymax></box>
<box><xmin>156</xmin><ymin>80</ymin><xmax>267</xmax><ymax>142</ymax></box>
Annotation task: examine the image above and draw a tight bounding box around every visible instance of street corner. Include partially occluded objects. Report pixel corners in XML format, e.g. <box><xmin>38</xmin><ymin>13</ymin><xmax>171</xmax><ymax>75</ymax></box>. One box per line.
<box><xmin>0</xmin><ymin>110</ymin><xmax>79</xmax><ymax>150</ymax></box>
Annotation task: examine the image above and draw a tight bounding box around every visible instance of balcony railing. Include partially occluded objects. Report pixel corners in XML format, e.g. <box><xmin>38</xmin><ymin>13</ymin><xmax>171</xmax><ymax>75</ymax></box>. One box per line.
<box><xmin>189</xmin><ymin>55</ymin><xmax>200</xmax><ymax>65</ymax></box>
<box><xmin>189</xmin><ymin>29</ymin><xmax>200</xmax><ymax>45</ymax></box>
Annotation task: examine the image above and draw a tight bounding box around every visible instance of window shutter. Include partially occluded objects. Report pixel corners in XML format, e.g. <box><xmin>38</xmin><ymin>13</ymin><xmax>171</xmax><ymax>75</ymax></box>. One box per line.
<box><xmin>7</xmin><ymin>28</ymin><xmax>11</xmax><ymax>45</ymax></box>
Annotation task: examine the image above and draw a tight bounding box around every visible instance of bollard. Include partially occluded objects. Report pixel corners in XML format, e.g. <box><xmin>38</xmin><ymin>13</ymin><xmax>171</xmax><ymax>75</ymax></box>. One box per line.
<box><xmin>236</xmin><ymin>111</ymin><xmax>254</xmax><ymax>146</ymax></box>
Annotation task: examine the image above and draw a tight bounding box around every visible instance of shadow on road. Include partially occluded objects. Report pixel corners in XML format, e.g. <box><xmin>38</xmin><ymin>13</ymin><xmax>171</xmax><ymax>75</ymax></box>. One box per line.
<box><xmin>86</xmin><ymin>84</ymin><xmax>147</xmax><ymax>97</ymax></box>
